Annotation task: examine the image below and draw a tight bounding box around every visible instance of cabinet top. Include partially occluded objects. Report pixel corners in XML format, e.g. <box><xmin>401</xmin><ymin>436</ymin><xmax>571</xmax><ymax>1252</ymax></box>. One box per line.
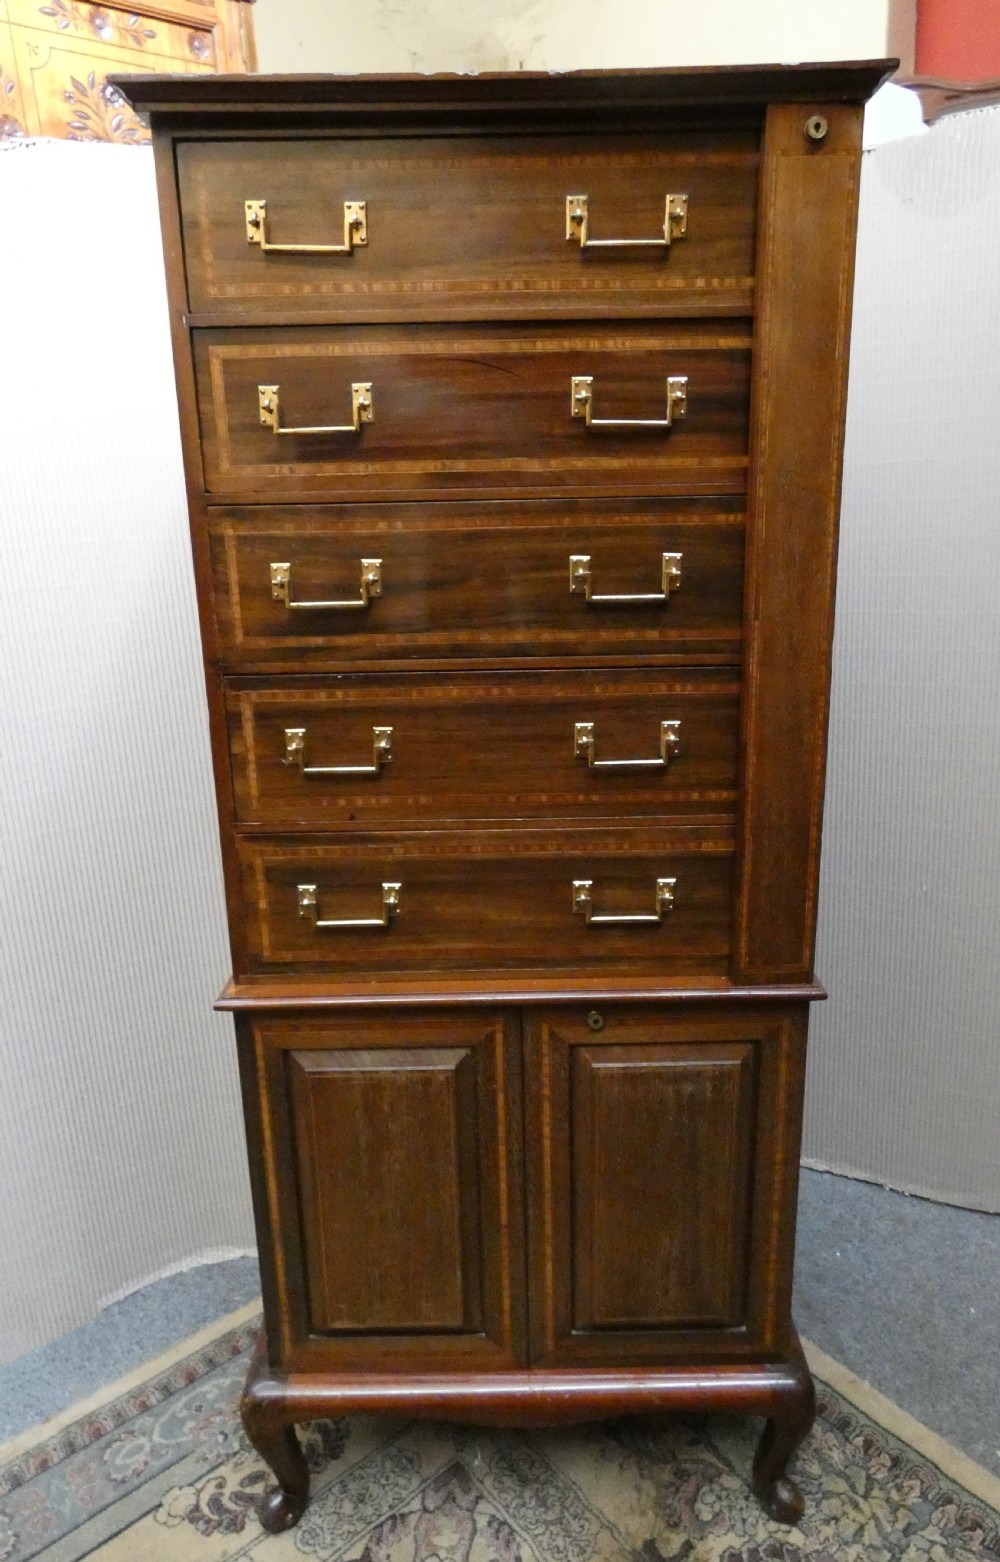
<box><xmin>112</xmin><ymin>60</ymin><xmax>894</xmax><ymax>122</ymax></box>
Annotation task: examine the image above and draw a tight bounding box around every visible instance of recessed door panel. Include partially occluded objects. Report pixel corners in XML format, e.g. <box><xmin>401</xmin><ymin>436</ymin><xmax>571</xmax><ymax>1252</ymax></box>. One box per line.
<box><xmin>571</xmin><ymin>1042</ymin><xmax>754</xmax><ymax>1330</ymax></box>
<box><xmin>289</xmin><ymin>1046</ymin><xmax>482</xmax><ymax>1333</ymax></box>
<box><xmin>525</xmin><ymin>1002</ymin><xmax>808</xmax><ymax>1366</ymax></box>
<box><xmin>242</xmin><ymin>1009</ymin><xmax>526</xmax><ymax>1373</ymax></box>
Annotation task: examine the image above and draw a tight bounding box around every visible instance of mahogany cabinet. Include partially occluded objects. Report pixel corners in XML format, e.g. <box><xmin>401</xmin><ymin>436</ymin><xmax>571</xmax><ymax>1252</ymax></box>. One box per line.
<box><xmin>118</xmin><ymin>61</ymin><xmax>890</xmax><ymax>1534</ymax></box>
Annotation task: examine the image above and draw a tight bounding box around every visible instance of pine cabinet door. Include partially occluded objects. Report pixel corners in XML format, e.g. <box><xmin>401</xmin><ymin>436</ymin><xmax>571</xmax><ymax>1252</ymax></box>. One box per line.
<box><xmin>240</xmin><ymin>1008</ymin><xmax>527</xmax><ymax>1373</ymax></box>
<box><xmin>524</xmin><ymin>1003</ymin><xmax>807</xmax><ymax>1366</ymax></box>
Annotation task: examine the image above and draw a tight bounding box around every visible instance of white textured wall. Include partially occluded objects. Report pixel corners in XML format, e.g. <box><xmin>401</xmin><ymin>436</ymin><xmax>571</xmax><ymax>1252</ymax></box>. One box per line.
<box><xmin>804</xmin><ymin>106</ymin><xmax>1000</xmax><ymax>1210</ymax></box>
<box><xmin>0</xmin><ymin>141</ymin><xmax>255</xmax><ymax>1362</ymax></box>
<box><xmin>253</xmin><ymin>0</ymin><xmax>893</xmax><ymax>74</ymax></box>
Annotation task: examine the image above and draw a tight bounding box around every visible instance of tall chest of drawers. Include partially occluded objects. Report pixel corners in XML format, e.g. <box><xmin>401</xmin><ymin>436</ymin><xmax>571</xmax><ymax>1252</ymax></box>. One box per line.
<box><xmin>119</xmin><ymin>61</ymin><xmax>889</xmax><ymax>1533</ymax></box>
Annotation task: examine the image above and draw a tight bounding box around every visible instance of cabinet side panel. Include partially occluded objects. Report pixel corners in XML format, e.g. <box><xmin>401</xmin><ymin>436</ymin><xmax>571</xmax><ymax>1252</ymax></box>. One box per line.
<box><xmin>735</xmin><ymin>102</ymin><xmax>863</xmax><ymax>982</ymax></box>
<box><xmin>234</xmin><ymin>1017</ymin><xmax>289</xmax><ymax>1369</ymax></box>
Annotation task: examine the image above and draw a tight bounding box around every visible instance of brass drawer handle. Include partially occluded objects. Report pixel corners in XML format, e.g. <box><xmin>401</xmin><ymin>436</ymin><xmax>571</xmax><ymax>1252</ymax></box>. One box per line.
<box><xmin>270</xmin><ymin>559</ymin><xmax>382</xmax><ymax>612</ymax></box>
<box><xmin>297</xmin><ymin>881</ymin><xmax>401</xmax><ymax>930</ymax></box>
<box><xmin>569</xmin><ymin>552</ymin><xmax>682</xmax><ymax>606</ymax></box>
<box><xmin>566</xmin><ymin>193</ymin><xmax>688</xmax><ymax>250</ymax></box>
<box><xmin>573</xmin><ymin>877</ymin><xmax>676</xmax><ymax>925</ymax></box>
<box><xmin>259</xmin><ymin>382</ymin><xmax>373</xmax><ymax>436</ymax></box>
<box><xmin>244</xmin><ymin>198</ymin><xmax>367</xmax><ymax>254</ymax></box>
<box><xmin>571</xmin><ymin>375</ymin><xmax>687</xmax><ymax>429</ymax></box>
<box><xmin>284</xmin><ymin>725</ymin><xmax>393</xmax><ymax>777</ymax></box>
<box><xmin>574</xmin><ymin>720</ymin><xmax>680</xmax><ymax>770</ymax></box>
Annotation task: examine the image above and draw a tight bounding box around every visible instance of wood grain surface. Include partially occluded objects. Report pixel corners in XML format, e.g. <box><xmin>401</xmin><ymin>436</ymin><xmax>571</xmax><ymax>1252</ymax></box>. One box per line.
<box><xmin>243</xmin><ymin>1008</ymin><xmax>527</xmax><ymax>1372</ymax></box>
<box><xmin>524</xmin><ymin>1002</ymin><xmax>808</xmax><ymax>1366</ymax></box>
<box><xmin>178</xmin><ymin>131</ymin><xmax>758</xmax><ymax>321</ymax></box>
<box><xmin>236</xmin><ymin>827</ymin><xmax>734</xmax><ymax>979</ymax></box>
<box><xmin>193</xmin><ymin>321</ymin><xmax>752</xmax><ymax>500</ymax></box>
<box><xmin>207</xmin><ymin>498</ymin><xmax>746</xmax><ymax>667</ymax></box>
<box><xmin>734</xmin><ymin>103</ymin><xmax>864</xmax><ymax>982</ymax></box>
<box><xmin>225</xmin><ymin>669</ymin><xmax>740</xmax><ymax>827</ymax></box>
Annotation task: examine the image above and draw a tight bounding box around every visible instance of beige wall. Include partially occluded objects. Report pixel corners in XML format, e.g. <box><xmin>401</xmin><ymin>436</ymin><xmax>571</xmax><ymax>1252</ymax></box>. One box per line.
<box><xmin>253</xmin><ymin>0</ymin><xmax>895</xmax><ymax>75</ymax></box>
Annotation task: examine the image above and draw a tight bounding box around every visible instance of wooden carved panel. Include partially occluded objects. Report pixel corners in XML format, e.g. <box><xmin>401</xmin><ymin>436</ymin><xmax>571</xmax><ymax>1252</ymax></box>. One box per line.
<box><xmin>0</xmin><ymin>0</ymin><xmax>253</xmax><ymax>142</ymax></box>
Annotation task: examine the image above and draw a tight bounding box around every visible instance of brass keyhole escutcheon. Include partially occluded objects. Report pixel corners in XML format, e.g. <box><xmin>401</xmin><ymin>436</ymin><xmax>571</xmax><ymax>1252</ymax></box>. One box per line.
<box><xmin>587</xmin><ymin>1010</ymin><xmax>605</xmax><ymax>1032</ymax></box>
<box><xmin>804</xmin><ymin>114</ymin><xmax>828</xmax><ymax>143</ymax></box>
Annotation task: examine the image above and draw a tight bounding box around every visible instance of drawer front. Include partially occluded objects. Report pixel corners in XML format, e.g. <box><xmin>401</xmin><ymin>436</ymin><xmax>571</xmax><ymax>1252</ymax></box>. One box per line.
<box><xmin>193</xmin><ymin>322</ymin><xmax>751</xmax><ymax>500</ymax></box>
<box><xmin>178</xmin><ymin>133</ymin><xmax>758</xmax><ymax>321</ymax></box>
<box><xmin>209</xmin><ymin>499</ymin><xmax>745</xmax><ymax>665</ymax></box>
<box><xmin>226</xmin><ymin>670</ymin><xmax>740</xmax><ymax>828</ymax></box>
<box><xmin>236</xmin><ymin>828</ymin><xmax>733</xmax><ymax>979</ymax></box>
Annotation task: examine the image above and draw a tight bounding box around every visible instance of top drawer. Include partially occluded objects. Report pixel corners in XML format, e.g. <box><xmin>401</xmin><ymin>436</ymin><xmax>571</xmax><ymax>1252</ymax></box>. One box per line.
<box><xmin>177</xmin><ymin>133</ymin><xmax>759</xmax><ymax>322</ymax></box>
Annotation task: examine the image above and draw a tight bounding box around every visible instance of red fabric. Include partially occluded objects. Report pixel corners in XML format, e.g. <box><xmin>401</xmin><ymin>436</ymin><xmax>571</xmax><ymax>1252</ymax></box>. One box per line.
<box><xmin>916</xmin><ymin>0</ymin><xmax>1000</xmax><ymax>80</ymax></box>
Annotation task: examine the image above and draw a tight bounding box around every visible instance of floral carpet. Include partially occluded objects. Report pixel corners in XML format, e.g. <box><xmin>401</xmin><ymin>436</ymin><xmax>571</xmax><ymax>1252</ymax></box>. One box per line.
<box><xmin>2</xmin><ymin>1304</ymin><xmax>998</xmax><ymax>1562</ymax></box>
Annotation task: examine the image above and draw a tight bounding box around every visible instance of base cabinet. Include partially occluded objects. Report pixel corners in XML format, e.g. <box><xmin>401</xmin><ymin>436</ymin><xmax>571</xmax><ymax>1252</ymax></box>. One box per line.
<box><xmin>236</xmin><ymin>999</ymin><xmax>815</xmax><ymax>1531</ymax></box>
<box><xmin>240</xmin><ymin>1000</ymin><xmax>806</xmax><ymax>1376</ymax></box>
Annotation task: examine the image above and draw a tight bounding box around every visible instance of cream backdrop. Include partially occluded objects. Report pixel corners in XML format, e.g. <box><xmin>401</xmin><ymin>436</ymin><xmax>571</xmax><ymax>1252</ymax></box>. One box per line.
<box><xmin>251</xmin><ymin>0</ymin><xmax>899</xmax><ymax>74</ymax></box>
<box><xmin>2</xmin><ymin>86</ymin><xmax>998</xmax><ymax>1357</ymax></box>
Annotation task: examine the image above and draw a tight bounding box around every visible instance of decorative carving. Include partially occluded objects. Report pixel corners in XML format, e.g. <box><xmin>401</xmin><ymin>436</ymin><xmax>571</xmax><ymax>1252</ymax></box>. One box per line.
<box><xmin>0</xmin><ymin>0</ymin><xmax>251</xmax><ymax>140</ymax></box>
<box><xmin>63</xmin><ymin>73</ymin><xmax>146</xmax><ymax>142</ymax></box>
<box><xmin>0</xmin><ymin>64</ymin><xmax>24</xmax><ymax>138</ymax></box>
<box><xmin>39</xmin><ymin>1</ymin><xmax>157</xmax><ymax>47</ymax></box>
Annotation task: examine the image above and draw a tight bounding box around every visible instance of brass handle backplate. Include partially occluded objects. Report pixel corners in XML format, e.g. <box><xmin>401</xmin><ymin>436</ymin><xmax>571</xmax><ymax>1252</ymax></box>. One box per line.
<box><xmin>259</xmin><ymin>382</ymin><xmax>373</xmax><ymax>436</ymax></box>
<box><xmin>245</xmin><ymin>198</ymin><xmax>367</xmax><ymax>254</ymax></box>
<box><xmin>270</xmin><ymin>559</ymin><xmax>382</xmax><ymax>612</ymax></box>
<box><xmin>284</xmin><ymin>725</ymin><xmax>393</xmax><ymax>777</ymax></box>
<box><xmin>573</xmin><ymin>877</ymin><xmax>676</xmax><ymax>925</ymax></box>
<box><xmin>566</xmin><ymin>193</ymin><xmax>688</xmax><ymax>249</ymax></box>
<box><xmin>569</xmin><ymin>552</ymin><xmax>682</xmax><ymax>606</ymax></box>
<box><xmin>297</xmin><ymin>881</ymin><xmax>401</xmax><ymax>930</ymax></box>
<box><xmin>571</xmin><ymin>375</ymin><xmax>687</xmax><ymax>429</ymax></box>
<box><xmin>575</xmin><ymin>720</ymin><xmax>680</xmax><ymax>770</ymax></box>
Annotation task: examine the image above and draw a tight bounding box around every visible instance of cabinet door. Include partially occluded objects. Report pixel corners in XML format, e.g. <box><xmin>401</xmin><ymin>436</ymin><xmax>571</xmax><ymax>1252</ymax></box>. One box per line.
<box><xmin>240</xmin><ymin>1009</ymin><xmax>526</xmax><ymax>1372</ymax></box>
<box><xmin>524</xmin><ymin>1003</ymin><xmax>806</xmax><ymax>1366</ymax></box>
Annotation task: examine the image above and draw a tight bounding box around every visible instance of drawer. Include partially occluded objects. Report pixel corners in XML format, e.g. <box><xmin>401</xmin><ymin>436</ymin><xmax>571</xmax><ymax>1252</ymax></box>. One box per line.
<box><xmin>193</xmin><ymin>321</ymin><xmax>751</xmax><ymax>500</ymax></box>
<box><xmin>178</xmin><ymin>133</ymin><xmax>758</xmax><ymax>322</ymax></box>
<box><xmin>226</xmin><ymin>670</ymin><xmax>740</xmax><ymax>828</ymax></box>
<box><xmin>236</xmin><ymin>827</ymin><xmax>733</xmax><ymax>979</ymax></box>
<box><xmin>208</xmin><ymin>499</ymin><xmax>745</xmax><ymax>667</ymax></box>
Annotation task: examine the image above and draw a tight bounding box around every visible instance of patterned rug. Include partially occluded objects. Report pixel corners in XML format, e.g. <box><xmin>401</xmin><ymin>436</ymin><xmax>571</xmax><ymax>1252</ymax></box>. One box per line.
<box><xmin>2</xmin><ymin>1303</ymin><xmax>998</xmax><ymax>1562</ymax></box>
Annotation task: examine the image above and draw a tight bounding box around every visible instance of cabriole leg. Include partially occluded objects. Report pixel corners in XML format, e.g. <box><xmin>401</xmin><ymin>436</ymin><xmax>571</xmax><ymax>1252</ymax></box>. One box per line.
<box><xmin>752</xmin><ymin>1345</ymin><xmax>816</xmax><ymax>1524</ymax></box>
<box><xmin>241</xmin><ymin>1336</ymin><xmax>309</xmax><ymax>1533</ymax></box>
